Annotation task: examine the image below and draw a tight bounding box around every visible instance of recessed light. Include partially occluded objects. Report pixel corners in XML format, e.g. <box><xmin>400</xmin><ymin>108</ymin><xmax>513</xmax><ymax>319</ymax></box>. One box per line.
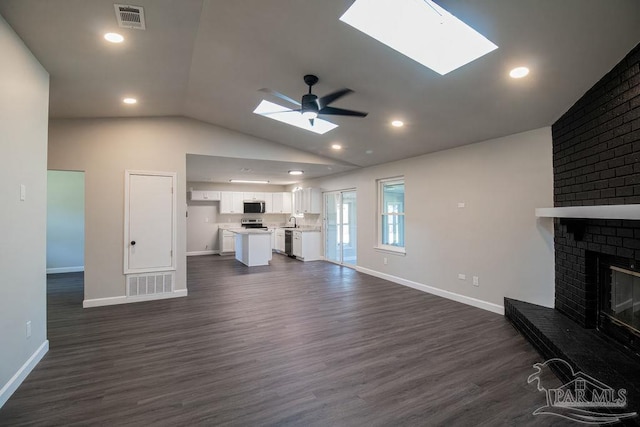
<box><xmin>331</xmin><ymin>144</ymin><xmax>342</xmax><ymax>150</ymax></box>
<box><xmin>509</xmin><ymin>67</ymin><xmax>530</xmax><ymax>79</ymax></box>
<box><xmin>288</xmin><ymin>170</ymin><xmax>304</xmax><ymax>176</ymax></box>
<box><xmin>391</xmin><ymin>120</ymin><xmax>404</xmax><ymax>127</ymax></box>
<box><xmin>123</xmin><ymin>97</ymin><xmax>137</xmax><ymax>104</ymax></box>
<box><xmin>340</xmin><ymin>0</ymin><xmax>498</xmax><ymax>75</ymax></box>
<box><xmin>366</xmin><ymin>150</ymin><xmax>373</xmax><ymax>154</ymax></box>
<box><xmin>229</xmin><ymin>179</ymin><xmax>269</xmax><ymax>184</ymax></box>
<box><xmin>104</xmin><ymin>33</ymin><xmax>124</xmax><ymax>43</ymax></box>
<box><xmin>253</xmin><ymin>100</ymin><xmax>338</xmax><ymax>135</ymax></box>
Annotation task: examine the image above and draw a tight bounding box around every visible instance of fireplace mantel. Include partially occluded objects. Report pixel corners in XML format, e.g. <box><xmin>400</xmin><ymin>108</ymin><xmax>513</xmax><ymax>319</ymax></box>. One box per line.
<box><xmin>535</xmin><ymin>205</ymin><xmax>640</xmax><ymax>220</ymax></box>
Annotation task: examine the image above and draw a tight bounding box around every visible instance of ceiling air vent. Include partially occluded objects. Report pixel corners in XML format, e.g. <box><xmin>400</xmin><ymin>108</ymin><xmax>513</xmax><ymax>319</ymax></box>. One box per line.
<box><xmin>114</xmin><ymin>4</ymin><xmax>146</xmax><ymax>30</ymax></box>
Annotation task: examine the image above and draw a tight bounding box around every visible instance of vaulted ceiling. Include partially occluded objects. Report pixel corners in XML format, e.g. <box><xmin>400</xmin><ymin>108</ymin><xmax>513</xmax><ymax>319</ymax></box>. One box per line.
<box><xmin>2</xmin><ymin>0</ymin><xmax>640</xmax><ymax>172</ymax></box>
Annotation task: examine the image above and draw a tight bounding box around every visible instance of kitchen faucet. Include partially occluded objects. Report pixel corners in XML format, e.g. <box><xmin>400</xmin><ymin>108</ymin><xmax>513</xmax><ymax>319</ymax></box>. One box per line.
<box><xmin>289</xmin><ymin>216</ymin><xmax>297</xmax><ymax>228</ymax></box>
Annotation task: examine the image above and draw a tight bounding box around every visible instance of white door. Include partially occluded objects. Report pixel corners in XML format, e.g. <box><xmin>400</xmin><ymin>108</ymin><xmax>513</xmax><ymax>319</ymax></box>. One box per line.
<box><xmin>125</xmin><ymin>171</ymin><xmax>176</xmax><ymax>272</ymax></box>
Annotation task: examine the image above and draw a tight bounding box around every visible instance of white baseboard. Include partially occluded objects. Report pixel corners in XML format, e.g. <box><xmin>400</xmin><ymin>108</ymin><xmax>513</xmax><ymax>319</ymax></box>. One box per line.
<box><xmin>46</xmin><ymin>266</ymin><xmax>84</xmax><ymax>274</ymax></box>
<box><xmin>83</xmin><ymin>289</ymin><xmax>188</xmax><ymax>308</ymax></box>
<box><xmin>356</xmin><ymin>266</ymin><xmax>504</xmax><ymax>315</ymax></box>
<box><xmin>187</xmin><ymin>250</ymin><xmax>218</xmax><ymax>256</ymax></box>
<box><xmin>0</xmin><ymin>340</ymin><xmax>49</xmax><ymax>408</ymax></box>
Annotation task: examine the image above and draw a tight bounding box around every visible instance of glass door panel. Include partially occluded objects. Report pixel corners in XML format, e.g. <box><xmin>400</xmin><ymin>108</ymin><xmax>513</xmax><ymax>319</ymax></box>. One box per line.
<box><xmin>325</xmin><ymin>192</ymin><xmax>340</xmax><ymax>264</ymax></box>
<box><xmin>342</xmin><ymin>191</ymin><xmax>356</xmax><ymax>266</ymax></box>
<box><xmin>324</xmin><ymin>190</ymin><xmax>356</xmax><ymax>266</ymax></box>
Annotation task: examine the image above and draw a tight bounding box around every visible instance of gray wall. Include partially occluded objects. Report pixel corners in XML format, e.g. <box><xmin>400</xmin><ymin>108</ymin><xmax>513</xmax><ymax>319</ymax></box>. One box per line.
<box><xmin>47</xmin><ymin>170</ymin><xmax>84</xmax><ymax>272</ymax></box>
<box><xmin>48</xmin><ymin>117</ymin><xmax>343</xmax><ymax>303</ymax></box>
<box><xmin>0</xmin><ymin>14</ymin><xmax>49</xmax><ymax>402</ymax></box>
<box><xmin>305</xmin><ymin>127</ymin><xmax>556</xmax><ymax>311</ymax></box>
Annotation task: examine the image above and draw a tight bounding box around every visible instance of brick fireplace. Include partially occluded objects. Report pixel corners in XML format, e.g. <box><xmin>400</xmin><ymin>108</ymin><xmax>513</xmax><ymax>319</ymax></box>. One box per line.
<box><xmin>505</xmin><ymin>42</ymin><xmax>640</xmax><ymax>421</ymax></box>
<box><xmin>551</xmin><ymin>42</ymin><xmax>640</xmax><ymax>337</ymax></box>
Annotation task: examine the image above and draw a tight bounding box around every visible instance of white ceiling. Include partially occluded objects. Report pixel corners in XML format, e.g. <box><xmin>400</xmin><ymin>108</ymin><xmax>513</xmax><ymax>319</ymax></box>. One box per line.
<box><xmin>2</xmin><ymin>0</ymin><xmax>640</xmax><ymax>180</ymax></box>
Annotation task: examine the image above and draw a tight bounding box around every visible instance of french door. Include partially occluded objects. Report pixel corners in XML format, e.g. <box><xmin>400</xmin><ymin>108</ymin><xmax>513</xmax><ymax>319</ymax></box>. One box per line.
<box><xmin>324</xmin><ymin>190</ymin><xmax>357</xmax><ymax>266</ymax></box>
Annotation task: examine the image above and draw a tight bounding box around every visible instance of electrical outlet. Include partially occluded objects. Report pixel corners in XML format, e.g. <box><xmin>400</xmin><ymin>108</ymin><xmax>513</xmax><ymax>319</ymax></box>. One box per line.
<box><xmin>383</xmin><ymin>257</ymin><xmax>388</xmax><ymax>265</ymax></box>
<box><xmin>473</xmin><ymin>276</ymin><xmax>479</xmax><ymax>287</ymax></box>
<box><xmin>26</xmin><ymin>321</ymin><xmax>31</xmax><ymax>338</ymax></box>
<box><xmin>457</xmin><ymin>202</ymin><xmax>465</xmax><ymax>208</ymax></box>
<box><xmin>205</xmin><ymin>217</ymin><xmax>209</xmax><ymax>223</ymax></box>
<box><xmin>458</xmin><ymin>273</ymin><xmax>466</xmax><ymax>280</ymax></box>
<box><xmin>20</xmin><ymin>184</ymin><xmax>26</xmax><ymax>201</ymax></box>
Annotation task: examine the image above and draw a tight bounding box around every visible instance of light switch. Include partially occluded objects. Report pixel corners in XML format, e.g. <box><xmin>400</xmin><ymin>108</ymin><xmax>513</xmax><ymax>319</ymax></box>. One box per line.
<box><xmin>20</xmin><ymin>184</ymin><xmax>26</xmax><ymax>201</ymax></box>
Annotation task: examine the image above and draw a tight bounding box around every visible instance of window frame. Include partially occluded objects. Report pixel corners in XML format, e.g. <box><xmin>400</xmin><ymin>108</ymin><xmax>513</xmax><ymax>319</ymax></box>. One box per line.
<box><xmin>376</xmin><ymin>176</ymin><xmax>406</xmax><ymax>254</ymax></box>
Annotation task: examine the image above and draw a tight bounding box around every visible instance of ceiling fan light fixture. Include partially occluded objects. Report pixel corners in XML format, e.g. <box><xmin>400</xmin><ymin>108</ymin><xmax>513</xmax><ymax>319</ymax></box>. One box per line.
<box><xmin>302</xmin><ymin>111</ymin><xmax>318</xmax><ymax>119</ymax></box>
<box><xmin>253</xmin><ymin>100</ymin><xmax>338</xmax><ymax>135</ymax></box>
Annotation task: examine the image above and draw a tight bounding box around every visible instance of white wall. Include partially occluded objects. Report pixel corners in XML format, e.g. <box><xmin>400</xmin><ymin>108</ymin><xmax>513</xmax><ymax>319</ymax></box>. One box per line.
<box><xmin>48</xmin><ymin>117</ymin><xmax>345</xmax><ymax>304</ymax></box>
<box><xmin>0</xmin><ymin>14</ymin><xmax>49</xmax><ymax>406</ymax></box>
<box><xmin>306</xmin><ymin>127</ymin><xmax>555</xmax><ymax>312</ymax></box>
<box><xmin>47</xmin><ymin>170</ymin><xmax>84</xmax><ymax>273</ymax></box>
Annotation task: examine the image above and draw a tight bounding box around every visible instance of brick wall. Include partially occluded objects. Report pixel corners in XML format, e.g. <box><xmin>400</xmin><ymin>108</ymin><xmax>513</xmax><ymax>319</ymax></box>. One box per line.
<box><xmin>551</xmin><ymin>43</ymin><xmax>640</xmax><ymax>327</ymax></box>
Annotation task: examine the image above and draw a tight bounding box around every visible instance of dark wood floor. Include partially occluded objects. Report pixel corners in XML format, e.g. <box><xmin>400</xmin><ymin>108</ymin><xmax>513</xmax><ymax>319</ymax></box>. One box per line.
<box><xmin>1</xmin><ymin>255</ymin><xmax>573</xmax><ymax>426</ymax></box>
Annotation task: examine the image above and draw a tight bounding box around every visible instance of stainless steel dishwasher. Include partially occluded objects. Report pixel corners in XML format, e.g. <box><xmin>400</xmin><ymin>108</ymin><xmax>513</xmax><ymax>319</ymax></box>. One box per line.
<box><xmin>284</xmin><ymin>229</ymin><xmax>293</xmax><ymax>256</ymax></box>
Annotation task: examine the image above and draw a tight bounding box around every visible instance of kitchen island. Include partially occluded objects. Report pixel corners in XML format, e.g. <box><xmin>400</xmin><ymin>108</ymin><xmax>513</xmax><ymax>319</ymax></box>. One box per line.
<box><xmin>233</xmin><ymin>229</ymin><xmax>272</xmax><ymax>267</ymax></box>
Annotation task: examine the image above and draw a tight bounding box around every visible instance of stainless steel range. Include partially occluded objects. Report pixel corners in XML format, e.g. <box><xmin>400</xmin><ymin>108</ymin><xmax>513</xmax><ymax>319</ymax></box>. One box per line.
<box><xmin>241</xmin><ymin>218</ymin><xmax>267</xmax><ymax>230</ymax></box>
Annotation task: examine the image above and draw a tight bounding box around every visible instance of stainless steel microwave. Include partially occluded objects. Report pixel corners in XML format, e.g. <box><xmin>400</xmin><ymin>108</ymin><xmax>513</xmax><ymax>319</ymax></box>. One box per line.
<box><xmin>243</xmin><ymin>201</ymin><xmax>265</xmax><ymax>214</ymax></box>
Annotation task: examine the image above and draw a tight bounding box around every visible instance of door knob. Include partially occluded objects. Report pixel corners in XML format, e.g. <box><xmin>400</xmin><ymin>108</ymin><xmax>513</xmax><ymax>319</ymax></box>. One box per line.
<box><xmin>131</xmin><ymin>241</ymin><xmax>136</xmax><ymax>246</ymax></box>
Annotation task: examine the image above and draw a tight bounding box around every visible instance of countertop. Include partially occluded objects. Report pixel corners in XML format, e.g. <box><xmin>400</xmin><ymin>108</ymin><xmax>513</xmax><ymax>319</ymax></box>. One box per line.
<box><xmin>229</xmin><ymin>229</ymin><xmax>271</xmax><ymax>235</ymax></box>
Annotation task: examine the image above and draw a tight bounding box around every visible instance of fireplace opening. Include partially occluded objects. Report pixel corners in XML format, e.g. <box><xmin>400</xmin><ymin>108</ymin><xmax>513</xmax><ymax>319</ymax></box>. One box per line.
<box><xmin>599</xmin><ymin>261</ymin><xmax>640</xmax><ymax>356</ymax></box>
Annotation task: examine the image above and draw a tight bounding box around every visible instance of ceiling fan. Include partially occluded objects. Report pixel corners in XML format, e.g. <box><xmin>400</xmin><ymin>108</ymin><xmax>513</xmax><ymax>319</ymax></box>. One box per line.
<box><xmin>260</xmin><ymin>75</ymin><xmax>368</xmax><ymax>125</ymax></box>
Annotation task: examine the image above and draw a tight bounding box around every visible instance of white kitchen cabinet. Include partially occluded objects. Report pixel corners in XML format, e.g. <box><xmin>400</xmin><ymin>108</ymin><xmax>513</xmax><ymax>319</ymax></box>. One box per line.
<box><xmin>269</xmin><ymin>228</ymin><xmax>275</xmax><ymax>250</ymax></box>
<box><xmin>220</xmin><ymin>191</ymin><xmax>244</xmax><ymax>214</ymax></box>
<box><xmin>264</xmin><ymin>193</ymin><xmax>274</xmax><ymax>213</ymax></box>
<box><xmin>274</xmin><ymin>228</ymin><xmax>285</xmax><ymax>252</ymax></box>
<box><xmin>292</xmin><ymin>230</ymin><xmax>321</xmax><ymax>261</ymax></box>
<box><xmin>243</xmin><ymin>192</ymin><xmax>265</xmax><ymax>201</ymax></box>
<box><xmin>218</xmin><ymin>229</ymin><xmax>236</xmax><ymax>254</ymax></box>
<box><xmin>294</xmin><ymin>188</ymin><xmax>322</xmax><ymax>215</ymax></box>
<box><xmin>189</xmin><ymin>190</ymin><xmax>221</xmax><ymax>201</ymax></box>
<box><xmin>271</xmin><ymin>192</ymin><xmax>292</xmax><ymax>214</ymax></box>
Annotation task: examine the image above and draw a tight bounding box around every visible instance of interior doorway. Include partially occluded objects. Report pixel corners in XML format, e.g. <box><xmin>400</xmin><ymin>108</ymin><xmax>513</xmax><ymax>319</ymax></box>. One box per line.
<box><xmin>46</xmin><ymin>170</ymin><xmax>85</xmax><ymax>274</ymax></box>
<box><xmin>324</xmin><ymin>190</ymin><xmax>357</xmax><ymax>266</ymax></box>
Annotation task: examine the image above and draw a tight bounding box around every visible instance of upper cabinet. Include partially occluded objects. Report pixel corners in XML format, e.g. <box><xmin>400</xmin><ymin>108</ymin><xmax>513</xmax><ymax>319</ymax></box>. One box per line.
<box><xmin>294</xmin><ymin>188</ymin><xmax>321</xmax><ymax>214</ymax></box>
<box><xmin>220</xmin><ymin>191</ymin><xmax>244</xmax><ymax>214</ymax></box>
<box><xmin>189</xmin><ymin>189</ymin><xmax>294</xmax><ymax>214</ymax></box>
<box><xmin>243</xmin><ymin>192</ymin><xmax>266</xmax><ymax>201</ymax></box>
<box><xmin>270</xmin><ymin>192</ymin><xmax>292</xmax><ymax>214</ymax></box>
<box><xmin>189</xmin><ymin>190</ymin><xmax>221</xmax><ymax>201</ymax></box>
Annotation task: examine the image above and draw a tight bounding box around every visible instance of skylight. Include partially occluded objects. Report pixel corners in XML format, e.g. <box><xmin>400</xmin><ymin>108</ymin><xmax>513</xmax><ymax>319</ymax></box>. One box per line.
<box><xmin>340</xmin><ymin>0</ymin><xmax>498</xmax><ymax>75</ymax></box>
<box><xmin>253</xmin><ymin>100</ymin><xmax>338</xmax><ymax>135</ymax></box>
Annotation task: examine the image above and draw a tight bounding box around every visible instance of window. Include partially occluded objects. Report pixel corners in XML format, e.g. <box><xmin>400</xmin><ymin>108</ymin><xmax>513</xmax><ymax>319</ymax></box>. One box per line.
<box><xmin>378</xmin><ymin>177</ymin><xmax>405</xmax><ymax>252</ymax></box>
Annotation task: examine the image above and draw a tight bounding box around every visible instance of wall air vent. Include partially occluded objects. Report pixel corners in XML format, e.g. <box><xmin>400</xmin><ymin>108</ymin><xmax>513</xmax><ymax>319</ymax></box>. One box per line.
<box><xmin>127</xmin><ymin>272</ymin><xmax>173</xmax><ymax>297</ymax></box>
<box><xmin>114</xmin><ymin>4</ymin><xmax>146</xmax><ymax>30</ymax></box>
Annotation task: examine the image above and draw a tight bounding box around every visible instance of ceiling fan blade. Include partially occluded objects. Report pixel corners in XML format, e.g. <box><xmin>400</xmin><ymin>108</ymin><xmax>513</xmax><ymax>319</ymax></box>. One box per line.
<box><xmin>318</xmin><ymin>106</ymin><xmax>368</xmax><ymax>117</ymax></box>
<box><xmin>258</xmin><ymin>88</ymin><xmax>301</xmax><ymax>106</ymax></box>
<box><xmin>318</xmin><ymin>88</ymin><xmax>353</xmax><ymax>109</ymax></box>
